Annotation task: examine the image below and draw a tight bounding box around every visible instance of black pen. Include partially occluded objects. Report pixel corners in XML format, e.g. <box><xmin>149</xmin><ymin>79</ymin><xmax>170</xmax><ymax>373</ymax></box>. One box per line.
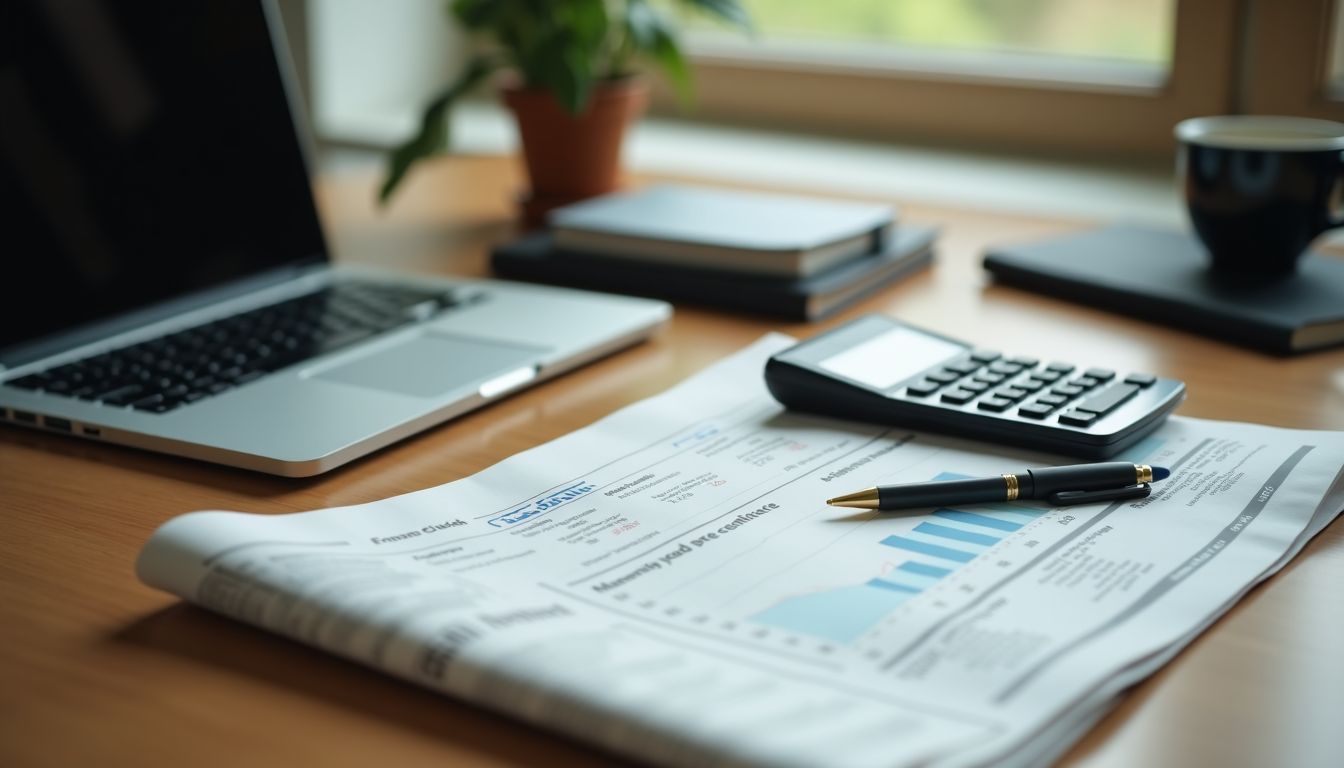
<box><xmin>826</xmin><ymin>462</ymin><xmax>1170</xmax><ymax>511</ymax></box>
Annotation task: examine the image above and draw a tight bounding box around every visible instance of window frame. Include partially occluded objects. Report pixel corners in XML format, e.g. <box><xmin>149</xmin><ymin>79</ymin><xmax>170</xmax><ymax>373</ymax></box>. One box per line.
<box><xmin>652</xmin><ymin>0</ymin><xmax>1240</xmax><ymax>159</ymax></box>
<box><xmin>1238</xmin><ymin>0</ymin><xmax>1344</xmax><ymax>120</ymax></box>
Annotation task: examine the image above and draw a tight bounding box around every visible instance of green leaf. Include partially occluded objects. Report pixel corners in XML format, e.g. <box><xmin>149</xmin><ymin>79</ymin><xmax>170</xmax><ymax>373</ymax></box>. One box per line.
<box><xmin>624</xmin><ymin>1</ymin><xmax>691</xmax><ymax>104</ymax></box>
<box><xmin>378</xmin><ymin>56</ymin><xmax>497</xmax><ymax>206</ymax></box>
<box><xmin>450</xmin><ymin>0</ymin><xmax>502</xmax><ymax>29</ymax></box>
<box><xmin>526</xmin><ymin>27</ymin><xmax>593</xmax><ymax>113</ymax></box>
<box><xmin>562</xmin><ymin>0</ymin><xmax>608</xmax><ymax>52</ymax></box>
<box><xmin>651</xmin><ymin>21</ymin><xmax>691</xmax><ymax>105</ymax></box>
<box><xmin>561</xmin><ymin>43</ymin><xmax>594</xmax><ymax>112</ymax></box>
<box><xmin>495</xmin><ymin>1</ymin><xmax>601</xmax><ymax>112</ymax></box>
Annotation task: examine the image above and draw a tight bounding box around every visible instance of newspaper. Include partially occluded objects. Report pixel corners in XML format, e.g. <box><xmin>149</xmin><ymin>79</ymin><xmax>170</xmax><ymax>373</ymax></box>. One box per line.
<box><xmin>137</xmin><ymin>335</ymin><xmax>1344</xmax><ymax>767</ymax></box>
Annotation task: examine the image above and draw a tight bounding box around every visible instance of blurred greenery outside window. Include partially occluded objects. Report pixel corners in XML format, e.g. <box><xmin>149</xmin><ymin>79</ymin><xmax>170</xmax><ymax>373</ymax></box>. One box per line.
<box><xmin>663</xmin><ymin>0</ymin><xmax>1344</xmax><ymax>159</ymax></box>
<box><xmin>694</xmin><ymin>0</ymin><xmax>1175</xmax><ymax>75</ymax></box>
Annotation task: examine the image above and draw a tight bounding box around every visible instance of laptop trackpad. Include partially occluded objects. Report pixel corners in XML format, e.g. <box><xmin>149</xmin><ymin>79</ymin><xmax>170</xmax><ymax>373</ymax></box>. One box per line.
<box><xmin>312</xmin><ymin>333</ymin><xmax>545</xmax><ymax>399</ymax></box>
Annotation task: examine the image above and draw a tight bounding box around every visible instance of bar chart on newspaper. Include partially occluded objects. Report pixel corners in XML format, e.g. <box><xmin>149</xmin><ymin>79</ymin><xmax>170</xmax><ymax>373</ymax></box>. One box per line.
<box><xmin>549</xmin><ymin>413</ymin><xmax>1187</xmax><ymax>687</ymax></box>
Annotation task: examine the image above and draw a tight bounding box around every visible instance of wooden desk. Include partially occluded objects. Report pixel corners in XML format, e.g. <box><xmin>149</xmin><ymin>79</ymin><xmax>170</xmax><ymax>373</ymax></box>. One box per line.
<box><xmin>3</xmin><ymin>156</ymin><xmax>1342</xmax><ymax>767</ymax></box>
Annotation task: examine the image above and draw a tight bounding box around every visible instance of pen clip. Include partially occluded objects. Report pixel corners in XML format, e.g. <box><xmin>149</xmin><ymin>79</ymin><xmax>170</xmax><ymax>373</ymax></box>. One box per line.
<box><xmin>1047</xmin><ymin>483</ymin><xmax>1151</xmax><ymax>506</ymax></box>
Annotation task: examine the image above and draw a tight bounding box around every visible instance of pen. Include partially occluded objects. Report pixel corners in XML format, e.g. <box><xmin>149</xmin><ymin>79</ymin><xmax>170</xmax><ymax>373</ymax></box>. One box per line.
<box><xmin>826</xmin><ymin>462</ymin><xmax>1170</xmax><ymax>511</ymax></box>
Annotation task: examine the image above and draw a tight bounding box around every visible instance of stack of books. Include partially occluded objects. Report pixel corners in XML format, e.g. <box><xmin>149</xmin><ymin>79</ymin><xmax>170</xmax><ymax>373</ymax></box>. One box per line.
<box><xmin>490</xmin><ymin>185</ymin><xmax>935</xmax><ymax>320</ymax></box>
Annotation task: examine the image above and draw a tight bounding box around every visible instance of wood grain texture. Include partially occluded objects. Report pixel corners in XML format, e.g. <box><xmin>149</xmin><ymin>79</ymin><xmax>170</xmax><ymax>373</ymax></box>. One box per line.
<box><xmin>2</xmin><ymin>155</ymin><xmax>1341</xmax><ymax>768</ymax></box>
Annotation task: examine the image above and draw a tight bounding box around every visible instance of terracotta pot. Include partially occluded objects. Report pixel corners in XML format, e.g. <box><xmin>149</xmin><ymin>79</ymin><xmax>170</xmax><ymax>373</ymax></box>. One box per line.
<box><xmin>502</xmin><ymin>78</ymin><xmax>649</xmax><ymax>227</ymax></box>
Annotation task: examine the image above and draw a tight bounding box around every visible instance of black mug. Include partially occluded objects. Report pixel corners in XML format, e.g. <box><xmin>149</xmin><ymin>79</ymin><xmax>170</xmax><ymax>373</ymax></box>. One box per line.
<box><xmin>1176</xmin><ymin>115</ymin><xmax>1344</xmax><ymax>276</ymax></box>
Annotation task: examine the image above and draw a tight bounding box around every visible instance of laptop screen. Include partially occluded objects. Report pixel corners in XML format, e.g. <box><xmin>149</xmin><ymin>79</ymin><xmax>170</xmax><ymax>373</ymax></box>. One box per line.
<box><xmin>1</xmin><ymin>0</ymin><xmax>327</xmax><ymax>357</ymax></box>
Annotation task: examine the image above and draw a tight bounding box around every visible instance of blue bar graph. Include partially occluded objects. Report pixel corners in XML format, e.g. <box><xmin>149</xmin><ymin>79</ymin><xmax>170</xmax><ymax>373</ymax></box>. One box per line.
<box><xmin>753</xmin><ymin>585</ymin><xmax>914</xmax><ymax>643</ymax></box>
<box><xmin>880</xmin><ymin>535</ymin><xmax>977</xmax><ymax>562</ymax></box>
<box><xmin>866</xmin><ymin>578</ymin><xmax>921</xmax><ymax>593</ymax></box>
<box><xmin>898</xmin><ymin>561</ymin><xmax>951</xmax><ymax>578</ymax></box>
<box><xmin>752</xmin><ymin>469</ymin><xmax>1041</xmax><ymax>644</ymax></box>
<box><xmin>913</xmin><ymin>522</ymin><xmax>1001</xmax><ymax>547</ymax></box>
<box><xmin>933</xmin><ymin>508</ymin><xmax>1023</xmax><ymax>532</ymax></box>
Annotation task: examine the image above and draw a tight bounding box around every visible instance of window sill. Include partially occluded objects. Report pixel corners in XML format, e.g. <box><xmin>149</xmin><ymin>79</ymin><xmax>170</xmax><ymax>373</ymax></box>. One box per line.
<box><xmin>322</xmin><ymin>102</ymin><xmax>1186</xmax><ymax>228</ymax></box>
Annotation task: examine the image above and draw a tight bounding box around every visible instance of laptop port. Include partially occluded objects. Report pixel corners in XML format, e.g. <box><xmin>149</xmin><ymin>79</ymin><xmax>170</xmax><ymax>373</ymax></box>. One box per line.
<box><xmin>12</xmin><ymin>410</ymin><xmax>37</xmax><ymax>424</ymax></box>
<box><xmin>44</xmin><ymin>416</ymin><xmax>72</xmax><ymax>432</ymax></box>
<box><xmin>82</xmin><ymin>426</ymin><xmax>102</xmax><ymax>437</ymax></box>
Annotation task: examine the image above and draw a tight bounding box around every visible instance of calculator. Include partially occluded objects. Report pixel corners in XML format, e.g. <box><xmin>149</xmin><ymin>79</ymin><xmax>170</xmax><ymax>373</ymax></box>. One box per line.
<box><xmin>764</xmin><ymin>314</ymin><xmax>1185</xmax><ymax>458</ymax></box>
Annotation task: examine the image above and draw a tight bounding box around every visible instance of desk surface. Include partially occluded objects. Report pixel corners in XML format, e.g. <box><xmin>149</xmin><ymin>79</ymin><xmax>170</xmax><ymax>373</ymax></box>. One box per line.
<box><xmin>3</xmin><ymin>155</ymin><xmax>1342</xmax><ymax>767</ymax></box>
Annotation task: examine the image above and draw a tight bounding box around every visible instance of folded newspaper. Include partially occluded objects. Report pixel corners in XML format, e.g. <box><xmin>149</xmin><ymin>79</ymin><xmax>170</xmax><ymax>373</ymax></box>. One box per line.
<box><xmin>137</xmin><ymin>335</ymin><xmax>1344</xmax><ymax>767</ymax></box>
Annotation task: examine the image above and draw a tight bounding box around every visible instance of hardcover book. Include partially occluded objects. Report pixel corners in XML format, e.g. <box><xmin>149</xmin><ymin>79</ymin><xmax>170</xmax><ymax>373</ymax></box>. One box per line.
<box><xmin>549</xmin><ymin>185</ymin><xmax>896</xmax><ymax>277</ymax></box>
<box><xmin>493</xmin><ymin>225</ymin><xmax>936</xmax><ymax>321</ymax></box>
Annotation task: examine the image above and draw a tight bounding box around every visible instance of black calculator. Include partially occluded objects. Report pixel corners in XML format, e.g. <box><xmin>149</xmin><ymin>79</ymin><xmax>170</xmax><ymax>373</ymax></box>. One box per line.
<box><xmin>765</xmin><ymin>314</ymin><xmax>1185</xmax><ymax>458</ymax></box>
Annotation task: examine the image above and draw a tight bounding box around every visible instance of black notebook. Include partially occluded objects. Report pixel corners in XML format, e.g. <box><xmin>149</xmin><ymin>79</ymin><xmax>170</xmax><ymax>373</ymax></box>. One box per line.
<box><xmin>983</xmin><ymin>225</ymin><xmax>1344</xmax><ymax>354</ymax></box>
<box><xmin>492</xmin><ymin>225</ymin><xmax>936</xmax><ymax>321</ymax></box>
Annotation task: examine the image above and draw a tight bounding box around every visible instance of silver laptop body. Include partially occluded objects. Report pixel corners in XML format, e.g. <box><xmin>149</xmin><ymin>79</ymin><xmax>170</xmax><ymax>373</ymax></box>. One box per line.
<box><xmin>0</xmin><ymin>0</ymin><xmax>668</xmax><ymax>476</ymax></box>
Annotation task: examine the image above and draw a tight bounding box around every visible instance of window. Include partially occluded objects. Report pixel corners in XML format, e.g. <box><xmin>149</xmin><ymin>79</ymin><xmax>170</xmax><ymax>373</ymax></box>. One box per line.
<box><xmin>294</xmin><ymin>0</ymin><xmax>1344</xmax><ymax>161</ymax></box>
<box><xmin>696</xmin><ymin>0</ymin><xmax>1176</xmax><ymax>83</ymax></box>
<box><xmin>663</xmin><ymin>0</ymin><xmax>1342</xmax><ymax>158</ymax></box>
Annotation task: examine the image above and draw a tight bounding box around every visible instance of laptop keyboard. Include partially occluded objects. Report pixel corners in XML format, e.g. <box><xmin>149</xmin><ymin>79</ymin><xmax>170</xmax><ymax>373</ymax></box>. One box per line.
<box><xmin>6</xmin><ymin>281</ymin><xmax>467</xmax><ymax>414</ymax></box>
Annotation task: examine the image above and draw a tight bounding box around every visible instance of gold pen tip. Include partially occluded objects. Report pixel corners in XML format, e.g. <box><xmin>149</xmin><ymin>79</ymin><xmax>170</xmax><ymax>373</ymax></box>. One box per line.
<box><xmin>826</xmin><ymin>487</ymin><xmax>880</xmax><ymax>509</ymax></box>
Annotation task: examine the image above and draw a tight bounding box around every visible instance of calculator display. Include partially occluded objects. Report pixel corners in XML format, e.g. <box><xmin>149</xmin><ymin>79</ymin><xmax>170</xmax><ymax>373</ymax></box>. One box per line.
<box><xmin>818</xmin><ymin>327</ymin><xmax>963</xmax><ymax>390</ymax></box>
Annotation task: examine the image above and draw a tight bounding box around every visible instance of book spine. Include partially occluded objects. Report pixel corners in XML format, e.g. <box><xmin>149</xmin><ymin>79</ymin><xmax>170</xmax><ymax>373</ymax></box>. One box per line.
<box><xmin>491</xmin><ymin>255</ymin><xmax>810</xmax><ymax>320</ymax></box>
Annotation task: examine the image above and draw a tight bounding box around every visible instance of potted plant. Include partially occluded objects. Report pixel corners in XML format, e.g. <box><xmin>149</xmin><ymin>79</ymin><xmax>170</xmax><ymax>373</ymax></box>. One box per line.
<box><xmin>379</xmin><ymin>0</ymin><xmax>752</xmax><ymax>225</ymax></box>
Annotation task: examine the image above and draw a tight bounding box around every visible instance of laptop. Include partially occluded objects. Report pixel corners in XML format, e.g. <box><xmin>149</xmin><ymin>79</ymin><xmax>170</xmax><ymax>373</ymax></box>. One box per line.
<box><xmin>0</xmin><ymin>0</ymin><xmax>669</xmax><ymax>476</ymax></box>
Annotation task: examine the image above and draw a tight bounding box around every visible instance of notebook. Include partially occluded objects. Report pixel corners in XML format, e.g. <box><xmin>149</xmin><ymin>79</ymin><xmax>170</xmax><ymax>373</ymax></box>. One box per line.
<box><xmin>492</xmin><ymin>225</ymin><xmax>936</xmax><ymax>321</ymax></box>
<box><xmin>0</xmin><ymin>0</ymin><xmax>669</xmax><ymax>476</ymax></box>
<box><xmin>983</xmin><ymin>225</ymin><xmax>1344</xmax><ymax>354</ymax></box>
<box><xmin>549</xmin><ymin>185</ymin><xmax>896</xmax><ymax>277</ymax></box>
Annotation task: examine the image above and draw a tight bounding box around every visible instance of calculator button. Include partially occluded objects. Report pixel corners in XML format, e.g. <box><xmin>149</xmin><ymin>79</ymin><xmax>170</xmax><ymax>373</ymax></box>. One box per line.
<box><xmin>927</xmin><ymin>370</ymin><xmax>961</xmax><ymax>384</ymax></box>
<box><xmin>940</xmin><ymin>388</ymin><xmax>977</xmax><ymax>405</ymax></box>
<box><xmin>1035</xmin><ymin>393</ymin><xmax>1069</xmax><ymax>407</ymax></box>
<box><xmin>974</xmin><ymin>372</ymin><xmax>1006</xmax><ymax>384</ymax></box>
<box><xmin>1033</xmin><ymin>370</ymin><xmax>1062</xmax><ymax>383</ymax></box>
<box><xmin>977</xmin><ymin>397</ymin><xmax>1013</xmax><ymax>412</ymax></box>
<box><xmin>1052</xmin><ymin>384</ymin><xmax>1084</xmax><ymax>397</ymax></box>
<box><xmin>1124</xmin><ymin>373</ymin><xmax>1157</xmax><ymax>388</ymax></box>
<box><xmin>1058</xmin><ymin>409</ymin><xmax>1098</xmax><ymax>426</ymax></box>
<box><xmin>970</xmin><ymin>350</ymin><xmax>1001</xmax><ymax>363</ymax></box>
<box><xmin>1083</xmin><ymin>367</ymin><xmax>1115</xmax><ymax>382</ymax></box>
<box><xmin>1045</xmin><ymin>362</ymin><xmax>1075</xmax><ymax>373</ymax></box>
<box><xmin>1014</xmin><ymin>379</ymin><xmax>1045</xmax><ymax>393</ymax></box>
<box><xmin>945</xmin><ymin>360</ymin><xmax>981</xmax><ymax>375</ymax></box>
<box><xmin>1007</xmin><ymin>356</ymin><xmax>1039</xmax><ymax>368</ymax></box>
<box><xmin>906</xmin><ymin>380</ymin><xmax>941</xmax><ymax>397</ymax></box>
<box><xmin>961</xmin><ymin>380</ymin><xmax>991</xmax><ymax>393</ymax></box>
<box><xmin>1071</xmin><ymin>376</ymin><xmax>1100</xmax><ymax>389</ymax></box>
<box><xmin>997</xmin><ymin>386</ymin><xmax>1028</xmax><ymax>401</ymax></box>
<box><xmin>988</xmin><ymin>361</ymin><xmax>1022</xmax><ymax>375</ymax></box>
<box><xmin>1018</xmin><ymin>403</ymin><xmax>1055</xmax><ymax>419</ymax></box>
<box><xmin>1076</xmin><ymin>383</ymin><xmax>1139</xmax><ymax>415</ymax></box>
